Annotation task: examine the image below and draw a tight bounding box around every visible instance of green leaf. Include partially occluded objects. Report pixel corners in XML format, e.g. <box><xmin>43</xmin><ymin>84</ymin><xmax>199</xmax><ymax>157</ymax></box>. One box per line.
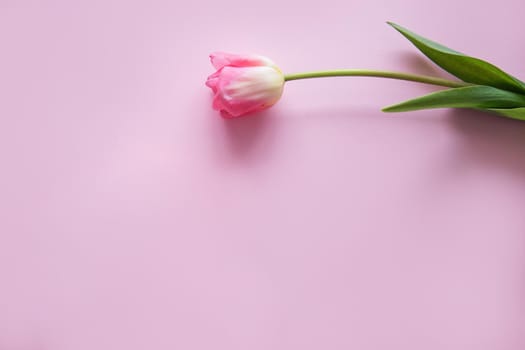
<box><xmin>486</xmin><ymin>107</ymin><xmax>525</xmax><ymax>120</ymax></box>
<box><xmin>382</xmin><ymin>86</ymin><xmax>525</xmax><ymax>112</ymax></box>
<box><xmin>388</xmin><ymin>22</ymin><xmax>525</xmax><ymax>94</ymax></box>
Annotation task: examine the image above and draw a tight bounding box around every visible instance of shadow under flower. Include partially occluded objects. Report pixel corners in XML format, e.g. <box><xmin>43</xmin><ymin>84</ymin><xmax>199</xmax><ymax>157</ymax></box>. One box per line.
<box><xmin>220</xmin><ymin>109</ymin><xmax>279</xmax><ymax>161</ymax></box>
<box><xmin>445</xmin><ymin>108</ymin><xmax>525</xmax><ymax>180</ymax></box>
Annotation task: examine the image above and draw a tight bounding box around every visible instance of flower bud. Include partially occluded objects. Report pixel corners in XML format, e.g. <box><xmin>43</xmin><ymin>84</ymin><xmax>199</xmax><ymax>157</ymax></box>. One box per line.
<box><xmin>206</xmin><ymin>52</ymin><xmax>284</xmax><ymax>118</ymax></box>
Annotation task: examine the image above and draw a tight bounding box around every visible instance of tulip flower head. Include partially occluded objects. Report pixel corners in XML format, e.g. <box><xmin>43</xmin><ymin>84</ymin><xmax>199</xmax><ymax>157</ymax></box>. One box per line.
<box><xmin>205</xmin><ymin>52</ymin><xmax>285</xmax><ymax>118</ymax></box>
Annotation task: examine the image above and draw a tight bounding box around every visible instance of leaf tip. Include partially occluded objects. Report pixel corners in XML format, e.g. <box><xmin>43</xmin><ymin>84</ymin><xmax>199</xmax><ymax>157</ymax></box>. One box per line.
<box><xmin>381</xmin><ymin>105</ymin><xmax>398</xmax><ymax>113</ymax></box>
<box><xmin>386</xmin><ymin>21</ymin><xmax>402</xmax><ymax>30</ymax></box>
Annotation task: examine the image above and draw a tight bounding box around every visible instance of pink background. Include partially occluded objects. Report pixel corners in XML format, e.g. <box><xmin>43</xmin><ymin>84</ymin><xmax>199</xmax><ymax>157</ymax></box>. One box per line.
<box><xmin>1</xmin><ymin>0</ymin><xmax>525</xmax><ymax>349</ymax></box>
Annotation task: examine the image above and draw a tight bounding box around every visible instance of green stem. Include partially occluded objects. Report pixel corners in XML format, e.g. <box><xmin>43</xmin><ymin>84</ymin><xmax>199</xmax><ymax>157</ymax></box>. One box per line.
<box><xmin>284</xmin><ymin>69</ymin><xmax>469</xmax><ymax>88</ymax></box>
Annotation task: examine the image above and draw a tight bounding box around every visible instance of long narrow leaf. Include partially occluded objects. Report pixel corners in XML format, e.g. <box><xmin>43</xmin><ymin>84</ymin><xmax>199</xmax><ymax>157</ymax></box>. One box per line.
<box><xmin>382</xmin><ymin>86</ymin><xmax>525</xmax><ymax>113</ymax></box>
<box><xmin>487</xmin><ymin>107</ymin><xmax>525</xmax><ymax>120</ymax></box>
<box><xmin>388</xmin><ymin>22</ymin><xmax>525</xmax><ymax>94</ymax></box>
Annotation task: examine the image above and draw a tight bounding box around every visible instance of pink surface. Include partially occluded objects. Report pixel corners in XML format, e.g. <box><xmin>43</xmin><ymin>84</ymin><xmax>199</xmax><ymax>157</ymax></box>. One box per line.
<box><xmin>1</xmin><ymin>0</ymin><xmax>525</xmax><ymax>349</ymax></box>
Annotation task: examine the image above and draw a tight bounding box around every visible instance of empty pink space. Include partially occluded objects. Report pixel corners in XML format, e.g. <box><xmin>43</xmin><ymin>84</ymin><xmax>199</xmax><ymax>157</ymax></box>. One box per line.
<box><xmin>1</xmin><ymin>0</ymin><xmax>524</xmax><ymax>349</ymax></box>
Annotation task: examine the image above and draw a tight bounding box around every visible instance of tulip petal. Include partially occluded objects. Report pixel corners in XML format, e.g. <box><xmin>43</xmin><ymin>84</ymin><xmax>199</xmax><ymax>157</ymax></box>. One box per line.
<box><xmin>205</xmin><ymin>71</ymin><xmax>220</xmax><ymax>93</ymax></box>
<box><xmin>210</xmin><ymin>52</ymin><xmax>275</xmax><ymax>70</ymax></box>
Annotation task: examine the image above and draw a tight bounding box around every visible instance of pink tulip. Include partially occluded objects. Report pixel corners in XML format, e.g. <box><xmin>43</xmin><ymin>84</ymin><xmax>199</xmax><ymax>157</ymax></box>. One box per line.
<box><xmin>205</xmin><ymin>52</ymin><xmax>285</xmax><ymax>118</ymax></box>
